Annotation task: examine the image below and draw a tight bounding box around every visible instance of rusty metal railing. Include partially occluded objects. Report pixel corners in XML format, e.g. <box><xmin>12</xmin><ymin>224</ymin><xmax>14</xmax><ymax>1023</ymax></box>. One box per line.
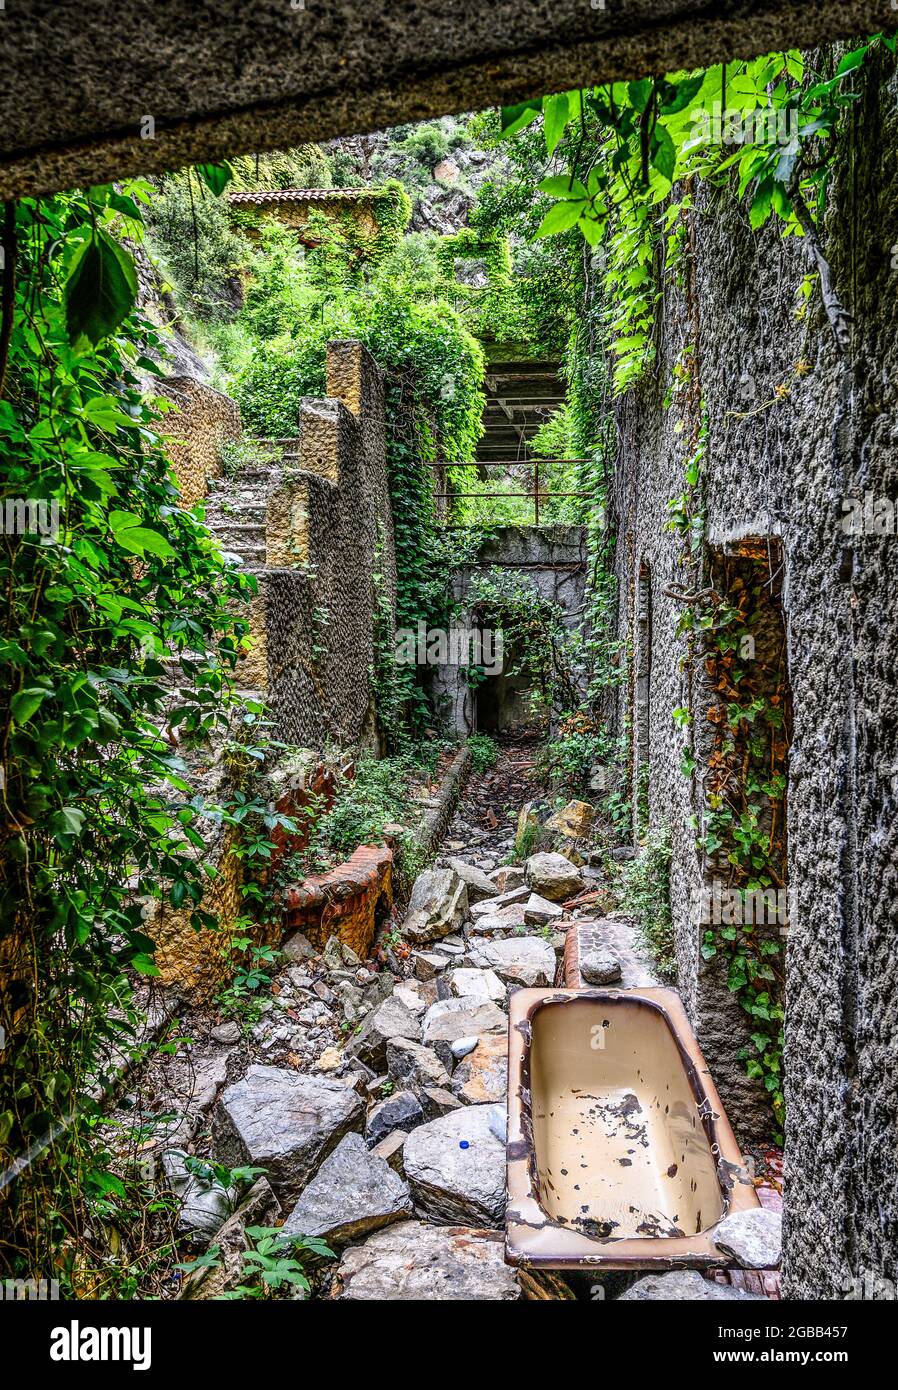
<box><xmin>424</xmin><ymin>459</ymin><xmax>597</xmax><ymax>526</ymax></box>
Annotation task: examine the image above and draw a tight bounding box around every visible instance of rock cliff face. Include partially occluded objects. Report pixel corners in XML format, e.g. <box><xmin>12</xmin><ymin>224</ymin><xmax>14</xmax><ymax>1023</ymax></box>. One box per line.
<box><xmin>325</xmin><ymin>118</ymin><xmax>506</xmax><ymax>236</ymax></box>
<box><xmin>611</xmin><ymin>47</ymin><xmax>898</xmax><ymax>1299</ymax></box>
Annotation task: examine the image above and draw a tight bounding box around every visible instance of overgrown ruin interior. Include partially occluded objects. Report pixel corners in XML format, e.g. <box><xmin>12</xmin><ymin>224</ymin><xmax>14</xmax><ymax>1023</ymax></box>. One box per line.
<box><xmin>2</xmin><ymin>0</ymin><xmax>898</xmax><ymax>1324</ymax></box>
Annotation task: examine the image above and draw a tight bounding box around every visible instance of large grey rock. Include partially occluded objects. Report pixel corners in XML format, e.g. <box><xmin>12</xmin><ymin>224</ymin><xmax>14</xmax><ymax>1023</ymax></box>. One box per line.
<box><xmin>371</xmin><ymin>1129</ymin><xmax>408</xmax><ymax>1175</ymax></box>
<box><xmin>402</xmin><ymin>868</ymin><xmax>469</xmax><ymax>943</ymax></box>
<box><xmin>467</xmin><ymin>903</ymin><xmax>530</xmax><ymax>935</ymax></box>
<box><xmin>281</xmin><ymin>1133</ymin><xmax>411</xmax><ymax>1246</ymax></box>
<box><xmin>525</xmin><ymin>851</ymin><xmax>582</xmax><ymax>901</ymax></box>
<box><xmin>391</xmin><ymin>981</ymin><xmax>427</xmax><ymax>1016</ymax></box>
<box><xmin>713</xmin><ymin>1208</ymin><xmax>782</xmax><ymax>1268</ymax></box>
<box><xmin>413</xmin><ymin>951</ymin><xmax>448</xmax><ymax>980</ymax></box>
<box><xmin>344</xmin><ymin>994</ymin><xmax>422</xmax><ymax>1069</ymax></box>
<box><xmin>446</xmin><ymin>858</ymin><xmax>498</xmax><ymax>903</ymax></box>
<box><xmin>523</xmin><ymin>892</ymin><xmax>564</xmax><ymax>925</ymax></box>
<box><xmin>581</xmin><ymin>947</ymin><xmax>623</xmax><ymax>985</ymax></box>
<box><xmin>421</xmin><ymin>997</ymin><xmax>507</xmax><ymax>1047</ymax></box>
<box><xmin>365</xmin><ymin>1089</ymin><xmax>424</xmax><ymax>1146</ymax></box>
<box><xmin>489</xmin><ymin>866</ymin><xmax>525</xmax><ymax>891</ymax></box>
<box><xmin>468</xmin><ymin>935</ymin><xmax>556</xmax><ymax>987</ymax></box>
<box><xmin>619</xmin><ymin>1271</ymin><xmax>765</xmax><ymax>1301</ymax></box>
<box><xmin>403</xmin><ymin>1104</ymin><xmax>507</xmax><ymax>1226</ymax></box>
<box><xmin>161</xmin><ymin>1149</ymin><xmax>237</xmax><ymax>1243</ymax></box>
<box><xmin>450</xmin><ymin>1034</ymin><xmax>509</xmax><ymax>1105</ymax></box>
<box><xmin>282</xmin><ymin>930</ymin><xmax>316</xmax><ymax>963</ymax></box>
<box><xmin>470</xmin><ymin>885</ymin><xmax>529</xmax><ymax>919</ymax></box>
<box><xmin>336</xmin><ymin>1220</ymin><xmax>521</xmax><ymax>1300</ymax></box>
<box><xmin>212</xmin><ymin>1064</ymin><xmax>363</xmax><ymax>1204</ymax></box>
<box><xmin>449</xmin><ymin>967</ymin><xmax>505</xmax><ymax>1003</ymax></box>
<box><xmin>211</xmin><ymin>1021</ymin><xmax>241</xmax><ymax>1045</ymax></box>
<box><xmin>386</xmin><ymin>1037</ymin><xmax>450</xmax><ymax>1091</ymax></box>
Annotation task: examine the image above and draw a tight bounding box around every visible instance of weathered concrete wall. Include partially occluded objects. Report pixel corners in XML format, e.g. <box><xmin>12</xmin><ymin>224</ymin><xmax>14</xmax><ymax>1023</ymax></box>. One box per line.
<box><xmin>3</xmin><ymin>2</ymin><xmax>893</xmax><ymax>197</ymax></box>
<box><xmin>611</xmin><ymin>48</ymin><xmax>898</xmax><ymax>1299</ymax></box>
<box><xmin>434</xmin><ymin>525</ymin><xmax>587</xmax><ymax>734</ymax></box>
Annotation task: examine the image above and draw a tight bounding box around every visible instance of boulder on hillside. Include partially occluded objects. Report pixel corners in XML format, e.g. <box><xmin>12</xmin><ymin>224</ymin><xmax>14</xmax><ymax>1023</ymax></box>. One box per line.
<box><xmin>402</xmin><ymin>868</ymin><xmax>469</xmax><ymax>943</ymax></box>
<box><xmin>450</xmin><ymin>1034</ymin><xmax>509</xmax><ymax>1105</ymax></box>
<box><xmin>545</xmin><ymin>800</ymin><xmax>595</xmax><ymax>839</ymax></box>
<box><xmin>468</xmin><ymin>935</ymin><xmax>556</xmax><ymax>987</ymax></box>
<box><xmin>523</xmin><ymin>892</ymin><xmax>563</xmax><ymax>926</ymax></box>
<box><xmin>489</xmin><ymin>865</ymin><xmax>526</xmax><ymax>892</ymax></box>
<box><xmin>446</xmin><ymin>858</ymin><xmax>498</xmax><ymax>903</ymax></box>
<box><xmin>344</xmin><ymin>994</ymin><xmax>422</xmax><ymax>1070</ymax></box>
<box><xmin>470</xmin><ymin>885</ymin><xmax>529</xmax><ymax>918</ymax></box>
<box><xmin>365</xmin><ymin>1089</ymin><xmax>424</xmax><ymax>1146</ymax></box>
<box><xmin>386</xmin><ymin>1036</ymin><xmax>451</xmax><ymax>1091</ymax></box>
<box><xmin>525</xmin><ymin>851</ymin><xmax>582</xmax><ymax>901</ymax></box>
<box><xmin>421</xmin><ymin>997</ymin><xmax>507</xmax><ymax>1047</ymax></box>
<box><xmin>449</xmin><ymin>967</ymin><xmax>505</xmax><ymax>1003</ymax></box>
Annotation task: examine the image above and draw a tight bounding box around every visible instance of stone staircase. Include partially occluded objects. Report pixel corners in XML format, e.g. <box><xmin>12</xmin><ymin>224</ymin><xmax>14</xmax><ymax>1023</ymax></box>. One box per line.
<box><xmin>201</xmin><ymin>440</ymin><xmax>290</xmax><ymax>572</ymax></box>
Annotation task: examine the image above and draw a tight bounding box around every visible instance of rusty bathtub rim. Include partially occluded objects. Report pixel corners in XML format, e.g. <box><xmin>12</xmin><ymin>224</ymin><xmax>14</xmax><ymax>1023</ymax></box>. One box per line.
<box><xmin>505</xmin><ymin>986</ymin><xmax>760</xmax><ymax>1271</ymax></box>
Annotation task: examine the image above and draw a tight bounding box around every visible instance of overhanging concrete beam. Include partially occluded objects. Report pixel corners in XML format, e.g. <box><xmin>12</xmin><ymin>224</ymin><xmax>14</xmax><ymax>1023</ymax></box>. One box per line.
<box><xmin>1</xmin><ymin>1</ymin><xmax>892</xmax><ymax>198</ymax></box>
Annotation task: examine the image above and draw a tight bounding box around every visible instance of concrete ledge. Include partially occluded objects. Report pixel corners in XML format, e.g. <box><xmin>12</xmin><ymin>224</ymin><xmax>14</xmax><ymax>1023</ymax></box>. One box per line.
<box><xmin>418</xmin><ymin>742</ymin><xmax>473</xmax><ymax>864</ymax></box>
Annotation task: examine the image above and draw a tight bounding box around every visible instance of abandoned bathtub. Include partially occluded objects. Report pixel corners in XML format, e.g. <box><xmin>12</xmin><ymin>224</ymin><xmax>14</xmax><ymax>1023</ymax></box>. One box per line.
<box><xmin>506</xmin><ymin>987</ymin><xmax>759</xmax><ymax>1270</ymax></box>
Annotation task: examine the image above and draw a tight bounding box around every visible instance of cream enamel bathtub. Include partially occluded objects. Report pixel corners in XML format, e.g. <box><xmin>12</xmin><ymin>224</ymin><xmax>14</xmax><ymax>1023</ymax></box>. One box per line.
<box><xmin>506</xmin><ymin>988</ymin><xmax>759</xmax><ymax>1270</ymax></box>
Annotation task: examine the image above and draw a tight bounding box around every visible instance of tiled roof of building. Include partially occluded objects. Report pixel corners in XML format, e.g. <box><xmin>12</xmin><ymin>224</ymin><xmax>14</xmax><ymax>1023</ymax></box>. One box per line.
<box><xmin>227</xmin><ymin>188</ymin><xmax>375</xmax><ymax>205</ymax></box>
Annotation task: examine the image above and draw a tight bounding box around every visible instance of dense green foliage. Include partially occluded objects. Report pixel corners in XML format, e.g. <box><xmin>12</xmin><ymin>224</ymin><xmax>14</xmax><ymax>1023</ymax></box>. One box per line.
<box><xmin>206</xmin><ymin>212</ymin><xmax>487</xmax><ymax>744</ymax></box>
<box><xmin>0</xmin><ymin>182</ymin><xmax>254</xmax><ymax>1278</ymax></box>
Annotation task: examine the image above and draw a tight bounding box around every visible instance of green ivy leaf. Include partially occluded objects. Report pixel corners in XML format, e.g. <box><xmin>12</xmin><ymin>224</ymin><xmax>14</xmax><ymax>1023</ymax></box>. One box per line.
<box><xmin>535</xmin><ymin>200</ymin><xmax>587</xmax><ymax>237</ymax></box>
<box><xmin>749</xmin><ymin>179</ymin><xmax>775</xmax><ymax>229</ymax></box>
<box><xmin>660</xmin><ymin>73</ymin><xmax>705</xmax><ymax>116</ymax></box>
<box><xmin>195</xmin><ymin>162</ymin><xmax>234</xmax><ymax>196</ymax></box>
<box><xmin>500</xmin><ymin>100</ymin><xmax>542</xmax><ymax>136</ymax></box>
<box><xmin>64</xmin><ymin>229</ymin><xmax>137</xmax><ymax>347</ymax></box>
<box><xmin>544</xmin><ymin>92</ymin><xmax>576</xmax><ymax>155</ymax></box>
<box><xmin>835</xmin><ymin>45</ymin><xmax>869</xmax><ymax>78</ymax></box>
<box><xmin>10</xmin><ymin>687</ymin><xmax>49</xmax><ymax>724</ymax></box>
<box><xmin>130</xmin><ymin>953</ymin><xmax>161</xmax><ymax>977</ymax></box>
<box><xmin>51</xmin><ymin>807</ymin><xmax>86</xmax><ymax>840</ymax></box>
<box><xmin>538</xmin><ymin>175</ymin><xmax>589</xmax><ymax>200</ymax></box>
<box><xmin>109</xmin><ymin>510</ymin><xmax>176</xmax><ymax>560</ymax></box>
<box><xmin>650</xmin><ymin>125</ymin><xmax>677</xmax><ymax>183</ymax></box>
<box><xmin>627</xmin><ymin>78</ymin><xmax>654</xmax><ymax>113</ymax></box>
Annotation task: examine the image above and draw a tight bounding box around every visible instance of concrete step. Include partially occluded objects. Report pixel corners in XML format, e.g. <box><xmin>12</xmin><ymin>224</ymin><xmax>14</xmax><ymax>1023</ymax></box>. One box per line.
<box><xmin>204</xmin><ymin>518</ymin><xmax>266</xmax><ymax>538</ymax></box>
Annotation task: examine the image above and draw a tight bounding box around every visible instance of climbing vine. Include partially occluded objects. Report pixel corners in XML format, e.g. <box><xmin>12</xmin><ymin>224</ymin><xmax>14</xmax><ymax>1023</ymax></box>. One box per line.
<box><xmin>667</xmin><ymin>428</ymin><xmax>790</xmax><ymax>1138</ymax></box>
<box><xmin>502</xmin><ymin>37</ymin><xmax>895</xmax><ymax>385</ymax></box>
<box><xmin>0</xmin><ymin>177</ymin><xmax>253</xmax><ymax>1279</ymax></box>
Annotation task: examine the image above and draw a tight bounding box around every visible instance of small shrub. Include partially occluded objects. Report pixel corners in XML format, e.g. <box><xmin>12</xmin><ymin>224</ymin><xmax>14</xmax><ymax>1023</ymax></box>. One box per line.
<box><xmin>468</xmin><ymin>733</ymin><xmax>498</xmax><ymax>774</ymax></box>
<box><xmin>616</xmin><ymin>826</ymin><xmax>676</xmax><ymax>981</ymax></box>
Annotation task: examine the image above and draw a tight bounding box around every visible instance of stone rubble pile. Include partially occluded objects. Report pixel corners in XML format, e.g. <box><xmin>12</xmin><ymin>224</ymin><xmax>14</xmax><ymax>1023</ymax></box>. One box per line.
<box><xmin>148</xmin><ymin>784</ymin><xmax>779</xmax><ymax>1300</ymax></box>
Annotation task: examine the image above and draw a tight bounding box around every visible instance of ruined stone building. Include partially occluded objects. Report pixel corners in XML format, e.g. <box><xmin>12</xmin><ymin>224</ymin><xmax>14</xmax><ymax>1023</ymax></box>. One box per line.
<box><xmin>609</xmin><ymin>44</ymin><xmax>898</xmax><ymax>1300</ymax></box>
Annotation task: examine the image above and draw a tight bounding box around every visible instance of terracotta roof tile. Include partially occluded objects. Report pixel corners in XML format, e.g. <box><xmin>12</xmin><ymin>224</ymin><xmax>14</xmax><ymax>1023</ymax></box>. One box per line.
<box><xmin>227</xmin><ymin>187</ymin><xmax>374</xmax><ymax>205</ymax></box>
